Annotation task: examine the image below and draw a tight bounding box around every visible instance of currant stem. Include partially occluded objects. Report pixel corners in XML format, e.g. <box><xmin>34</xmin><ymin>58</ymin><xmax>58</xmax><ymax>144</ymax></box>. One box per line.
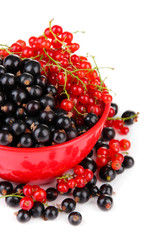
<box><xmin>107</xmin><ymin>112</ymin><xmax>139</xmax><ymax>121</ymax></box>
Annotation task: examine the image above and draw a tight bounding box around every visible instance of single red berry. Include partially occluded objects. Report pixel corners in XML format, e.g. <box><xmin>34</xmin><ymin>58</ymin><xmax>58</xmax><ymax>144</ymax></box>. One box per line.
<box><xmin>80</xmin><ymin>61</ymin><xmax>92</xmax><ymax>70</ymax></box>
<box><xmin>108</xmin><ymin>107</ymin><xmax>115</xmax><ymax>117</ymax></box>
<box><xmin>113</xmin><ymin>119</ymin><xmax>124</xmax><ymax>129</ymax></box>
<box><xmin>57</xmin><ymin>182</ymin><xmax>69</xmax><ymax>193</ymax></box>
<box><xmin>105</xmin><ymin>119</ymin><xmax>114</xmax><ymax>127</ymax></box>
<box><xmin>10</xmin><ymin>43</ymin><xmax>22</xmax><ymax>53</ymax></box>
<box><xmin>23</xmin><ymin>185</ymin><xmax>33</xmax><ymax>197</ymax></box>
<box><xmin>87</xmin><ymin>104</ymin><xmax>101</xmax><ymax>116</ymax></box>
<box><xmin>44</xmin><ymin>27</ymin><xmax>53</xmax><ymax>38</ymax></box>
<box><xmin>20</xmin><ymin>196</ymin><xmax>34</xmax><ymax>211</ymax></box>
<box><xmin>57</xmin><ymin>72</ymin><xmax>65</xmax><ymax>85</ymax></box>
<box><xmin>36</xmin><ymin>36</ymin><xmax>45</xmax><ymax>48</ymax></box>
<box><xmin>96</xmin><ymin>155</ymin><xmax>109</xmax><ymax>167</ymax></box>
<box><xmin>77</xmin><ymin>104</ymin><xmax>86</xmax><ymax>114</ymax></box>
<box><xmin>102</xmin><ymin>94</ymin><xmax>113</xmax><ymax>104</ymax></box>
<box><xmin>33</xmin><ymin>188</ymin><xmax>47</xmax><ymax>203</ymax></box>
<box><xmin>22</xmin><ymin>46</ymin><xmax>34</xmax><ymax>58</ymax></box>
<box><xmin>29</xmin><ymin>36</ymin><xmax>37</xmax><ymax>46</ymax></box>
<box><xmin>84</xmin><ymin>169</ymin><xmax>93</xmax><ymax>182</ymax></box>
<box><xmin>51</xmin><ymin>37</ymin><xmax>63</xmax><ymax>49</ymax></box>
<box><xmin>67</xmin><ymin>178</ymin><xmax>76</xmax><ymax>189</ymax></box>
<box><xmin>67</xmin><ymin>43</ymin><xmax>80</xmax><ymax>53</ymax></box>
<box><xmin>109</xmin><ymin>142</ymin><xmax>120</xmax><ymax>153</ymax></box>
<box><xmin>51</xmin><ymin>25</ymin><xmax>63</xmax><ymax>35</ymax></box>
<box><xmin>61</xmin><ymin>99</ymin><xmax>74</xmax><ymax>111</ymax></box>
<box><xmin>114</xmin><ymin>153</ymin><xmax>124</xmax><ymax>163</ymax></box>
<box><xmin>50</xmin><ymin>65</ymin><xmax>59</xmax><ymax>74</ymax></box>
<box><xmin>16</xmin><ymin>39</ymin><xmax>26</xmax><ymax>48</ymax></box>
<box><xmin>79</xmin><ymin>94</ymin><xmax>89</xmax><ymax>105</ymax></box>
<box><xmin>74</xmin><ymin>176</ymin><xmax>86</xmax><ymax>188</ymax></box>
<box><xmin>41</xmin><ymin>39</ymin><xmax>51</xmax><ymax>49</ymax></box>
<box><xmin>92</xmin><ymin>90</ymin><xmax>102</xmax><ymax>100</ymax></box>
<box><xmin>61</xmin><ymin>31</ymin><xmax>73</xmax><ymax>44</ymax></box>
<box><xmin>69</xmin><ymin>96</ymin><xmax>79</xmax><ymax>106</ymax></box>
<box><xmin>71</xmin><ymin>84</ymin><xmax>83</xmax><ymax>96</ymax></box>
<box><xmin>97</xmin><ymin>147</ymin><xmax>108</xmax><ymax>156</ymax></box>
<box><xmin>111</xmin><ymin>160</ymin><xmax>122</xmax><ymax>170</ymax></box>
<box><xmin>77</xmin><ymin>70</ymin><xmax>85</xmax><ymax>79</ymax></box>
<box><xmin>80</xmin><ymin>56</ymin><xmax>88</xmax><ymax>61</ymax></box>
<box><xmin>119</xmin><ymin>139</ymin><xmax>131</xmax><ymax>151</ymax></box>
<box><xmin>89</xmin><ymin>79</ymin><xmax>100</xmax><ymax>89</ymax></box>
<box><xmin>74</xmin><ymin>165</ymin><xmax>85</xmax><ymax>176</ymax></box>
<box><xmin>71</xmin><ymin>54</ymin><xmax>80</xmax><ymax>64</ymax></box>
<box><xmin>119</xmin><ymin>126</ymin><xmax>129</xmax><ymax>135</ymax></box>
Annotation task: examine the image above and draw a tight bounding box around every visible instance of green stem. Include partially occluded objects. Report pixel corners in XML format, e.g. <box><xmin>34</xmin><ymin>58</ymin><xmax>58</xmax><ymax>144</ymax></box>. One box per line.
<box><xmin>0</xmin><ymin>194</ymin><xmax>24</xmax><ymax>199</ymax></box>
<box><xmin>107</xmin><ymin>112</ymin><xmax>139</xmax><ymax>121</ymax></box>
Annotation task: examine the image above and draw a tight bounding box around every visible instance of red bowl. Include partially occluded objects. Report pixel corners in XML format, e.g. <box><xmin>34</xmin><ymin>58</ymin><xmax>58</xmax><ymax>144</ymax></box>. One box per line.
<box><xmin>0</xmin><ymin>103</ymin><xmax>110</xmax><ymax>184</ymax></box>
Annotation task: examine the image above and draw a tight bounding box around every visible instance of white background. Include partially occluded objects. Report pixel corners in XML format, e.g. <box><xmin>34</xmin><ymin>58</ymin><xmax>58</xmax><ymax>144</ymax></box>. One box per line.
<box><xmin>0</xmin><ymin>0</ymin><xmax>160</xmax><ymax>239</ymax></box>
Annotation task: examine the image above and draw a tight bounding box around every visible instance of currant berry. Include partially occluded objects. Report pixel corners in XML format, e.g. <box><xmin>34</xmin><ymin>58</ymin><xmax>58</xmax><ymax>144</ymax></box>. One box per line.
<box><xmin>61</xmin><ymin>99</ymin><xmax>74</xmax><ymax>111</ymax></box>
<box><xmin>66</xmin><ymin>128</ymin><xmax>78</xmax><ymax>140</ymax></box>
<box><xmin>0</xmin><ymin>130</ymin><xmax>13</xmax><ymax>146</ymax></box>
<box><xmin>29</xmin><ymin>201</ymin><xmax>45</xmax><ymax>218</ymax></box>
<box><xmin>97</xmin><ymin>195</ymin><xmax>113</xmax><ymax>211</ymax></box>
<box><xmin>12</xmin><ymin>120</ymin><xmax>27</xmax><ymax>136</ymax></box>
<box><xmin>74</xmin><ymin>165</ymin><xmax>85</xmax><ymax>176</ymax></box>
<box><xmin>99</xmin><ymin>165</ymin><xmax>116</xmax><ymax>182</ymax></box>
<box><xmin>119</xmin><ymin>139</ymin><xmax>131</xmax><ymax>151</ymax></box>
<box><xmin>26</xmin><ymin>100</ymin><xmax>41</xmax><ymax>115</ymax></box>
<box><xmin>102</xmin><ymin>127</ymin><xmax>116</xmax><ymax>141</ymax></box>
<box><xmin>18</xmin><ymin>133</ymin><xmax>33</xmax><ymax>148</ymax></box>
<box><xmin>11</xmin><ymin>87</ymin><xmax>28</xmax><ymax>105</ymax></box>
<box><xmin>55</xmin><ymin>115</ymin><xmax>71</xmax><ymax>130</ymax></box>
<box><xmin>100</xmin><ymin>184</ymin><xmax>113</xmax><ymax>196</ymax></box>
<box><xmin>73</xmin><ymin>187</ymin><xmax>90</xmax><ymax>203</ymax></box>
<box><xmin>20</xmin><ymin>196</ymin><xmax>34</xmax><ymax>210</ymax></box>
<box><xmin>61</xmin><ymin>198</ymin><xmax>76</xmax><ymax>213</ymax></box>
<box><xmin>0</xmin><ymin>181</ymin><xmax>13</xmax><ymax>195</ymax></box>
<box><xmin>3</xmin><ymin>54</ymin><xmax>22</xmax><ymax>74</ymax></box>
<box><xmin>19</xmin><ymin>72</ymin><xmax>34</xmax><ymax>87</ymax></box>
<box><xmin>16</xmin><ymin>209</ymin><xmax>31</xmax><ymax>223</ymax></box>
<box><xmin>23</xmin><ymin>185</ymin><xmax>33</xmax><ymax>197</ymax></box>
<box><xmin>5</xmin><ymin>196</ymin><xmax>20</xmax><ymax>207</ymax></box>
<box><xmin>68</xmin><ymin>211</ymin><xmax>82</xmax><ymax>226</ymax></box>
<box><xmin>0</xmin><ymin>73</ymin><xmax>16</xmax><ymax>88</ymax></box>
<box><xmin>121</xmin><ymin>110</ymin><xmax>136</xmax><ymax>125</ymax></box>
<box><xmin>80</xmin><ymin>157</ymin><xmax>97</xmax><ymax>173</ymax></box>
<box><xmin>111</xmin><ymin>103</ymin><xmax>118</xmax><ymax>115</ymax></box>
<box><xmin>33</xmin><ymin>124</ymin><xmax>50</xmax><ymax>143</ymax></box>
<box><xmin>84</xmin><ymin>113</ymin><xmax>98</xmax><ymax>128</ymax></box>
<box><xmin>33</xmin><ymin>188</ymin><xmax>47</xmax><ymax>203</ymax></box>
<box><xmin>52</xmin><ymin>129</ymin><xmax>67</xmax><ymax>144</ymax></box>
<box><xmin>43</xmin><ymin>206</ymin><xmax>58</xmax><ymax>220</ymax></box>
<box><xmin>87</xmin><ymin>185</ymin><xmax>100</xmax><ymax>197</ymax></box>
<box><xmin>23</xmin><ymin>60</ymin><xmax>41</xmax><ymax>76</ymax></box>
<box><xmin>46</xmin><ymin>188</ymin><xmax>58</xmax><ymax>201</ymax></box>
<box><xmin>123</xmin><ymin>156</ymin><xmax>134</xmax><ymax>168</ymax></box>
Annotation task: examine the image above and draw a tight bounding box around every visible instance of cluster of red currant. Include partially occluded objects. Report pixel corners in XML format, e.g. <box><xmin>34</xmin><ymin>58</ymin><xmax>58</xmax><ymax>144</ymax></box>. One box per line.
<box><xmin>0</xmin><ymin>20</ymin><xmax>112</xmax><ymax>120</ymax></box>
<box><xmin>57</xmin><ymin>165</ymin><xmax>93</xmax><ymax>193</ymax></box>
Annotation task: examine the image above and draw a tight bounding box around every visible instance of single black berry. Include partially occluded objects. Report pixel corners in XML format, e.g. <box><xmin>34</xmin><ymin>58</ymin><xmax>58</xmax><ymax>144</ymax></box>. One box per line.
<box><xmin>73</xmin><ymin>187</ymin><xmax>90</xmax><ymax>203</ymax></box>
<box><xmin>17</xmin><ymin>209</ymin><xmax>31</xmax><ymax>223</ymax></box>
<box><xmin>5</xmin><ymin>196</ymin><xmax>20</xmax><ymax>207</ymax></box>
<box><xmin>0</xmin><ymin>181</ymin><xmax>13</xmax><ymax>195</ymax></box>
<box><xmin>23</xmin><ymin>60</ymin><xmax>40</xmax><ymax>76</ymax></box>
<box><xmin>99</xmin><ymin>165</ymin><xmax>116</xmax><ymax>182</ymax></box>
<box><xmin>0</xmin><ymin>73</ymin><xmax>16</xmax><ymax>88</ymax></box>
<box><xmin>100</xmin><ymin>184</ymin><xmax>113</xmax><ymax>195</ymax></box>
<box><xmin>97</xmin><ymin>195</ymin><xmax>113</xmax><ymax>211</ymax></box>
<box><xmin>102</xmin><ymin>127</ymin><xmax>116</xmax><ymax>141</ymax></box>
<box><xmin>55</xmin><ymin>108</ymin><xmax>67</xmax><ymax>117</ymax></box>
<box><xmin>46</xmin><ymin>85</ymin><xmax>57</xmax><ymax>96</ymax></box>
<box><xmin>27</xmin><ymin>85</ymin><xmax>43</xmax><ymax>99</ymax></box>
<box><xmin>68</xmin><ymin>211</ymin><xmax>82</xmax><ymax>226</ymax></box>
<box><xmin>42</xmin><ymin>206</ymin><xmax>58</xmax><ymax>220</ymax></box>
<box><xmin>52</xmin><ymin>129</ymin><xmax>67</xmax><ymax>144</ymax></box>
<box><xmin>33</xmin><ymin>124</ymin><xmax>50</xmax><ymax>143</ymax></box>
<box><xmin>40</xmin><ymin>95</ymin><xmax>55</xmax><ymax>110</ymax></box>
<box><xmin>19</xmin><ymin>72</ymin><xmax>34</xmax><ymax>87</ymax></box>
<box><xmin>29</xmin><ymin>201</ymin><xmax>45</xmax><ymax>218</ymax></box>
<box><xmin>123</xmin><ymin>156</ymin><xmax>135</xmax><ymax>168</ymax></box>
<box><xmin>121</xmin><ymin>110</ymin><xmax>136</xmax><ymax>125</ymax></box>
<box><xmin>46</xmin><ymin>188</ymin><xmax>58</xmax><ymax>201</ymax></box>
<box><xmin>80</xmin><ymin>157</ymin><xmax>97</xmax><ymax>173</ymax></box>
<box><xmin>12</xmin><ymin>120</ymin><xmax>27</xmax><ymax>136</ymax></box>
<box><xmin>18</xmin><ymin>133</ymin><xmax>33</xmax><ymax>148</ymax></box>
<box><xmin>87</xmin><ymin>185</ymin><xmax>100</xmax><ymax>197</ymax></box>
<box><xmin>116</xmin><ymin>165</ymin><xmax>125</xmax><ymax>174</ymax></box>
<box><xmin>11</xmin><ymin>87</ymin><xmax>28</xmax><ymax>105</ymax></box>
<box><xmin>61</xmin><ymin>198</ymin><xmax>76</xmax><ymax>213</ymax></box>
<box><xmin>35</xmin><ymin>75</ymin><xmax>49</xmax><ymax>88</ymax></box>
<box><xmin>66</xmin><ymin>127</ymin><xmax>78</xmax><ymax>140</ymax></box>
<box><xmin>39</xmin><ymin>106</ymin><xmax>55</xmax><ymax>125</ymax></box>
<box><xmin>3</xmin><ymin>54</ymin><xmax>21</xmax><ymax>74</ymax></box>
<box><xmin>86</xmin><ymin>175</ymin><xmax>97</xmax><ymax>186</ymax></box>
<box><xmin>14</xmin><ymin>184</ymin><xmax>25</xmax><ymax>194</ymax></box>
<box><xmin>55</xmin><ymin>115</ymin><xmax>72</xmax><ymax>130</ymax></box>
<box><xmin>0</xmin><ymin>130</ymin><xmax>13</xmax><ymax>146</ymax></box>
<box><xmin>26</xmin><ymin>100</ymin><xmax>41</xmax><ymax>115</ymax></box>
<box><xmin>84</xmin><ymin>113</ymin><xmax>98</xmax><ymax>128</ymax></box>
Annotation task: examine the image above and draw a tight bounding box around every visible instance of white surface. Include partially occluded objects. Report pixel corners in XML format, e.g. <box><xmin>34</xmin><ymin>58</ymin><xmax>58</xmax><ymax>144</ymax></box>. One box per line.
<box><xmin>0</xmin><ymin>0</ymin><xmax>160</xmax><ymax>239</ymax></box>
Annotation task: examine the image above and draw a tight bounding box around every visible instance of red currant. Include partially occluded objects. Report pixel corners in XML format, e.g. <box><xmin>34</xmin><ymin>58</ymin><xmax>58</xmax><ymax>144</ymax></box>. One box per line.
<box><xmin>57</xmin><ymin>182</ymin><xmax>69</xmax><ymax>193</ymax></box>
<box><xmin>20</xmin><ymin>197</ymin><xmax>34</xmax><ymax>210</ymax></box>
<box><xmin>23</xmin><ymin>185</ymin><xmax>33</xmax><ymax>197</ymax></box>
<box><xmin>61</xmin><ymin>32</ymin><xmax>73</xmax><ymax>44</ymax></box>
<box><xmin>119</xmin><ymin>139</ymin><xmax>131</xmax><ymax>151</ymax></box>
<box><xmin>33</xmin><ymin>188</ymin><xmax>47</xmax><ymax>203</ymax></box>
<box><xmin>61</xmin><ymin>99</ymin><xmax>74</xmax><ymax>111</ymax></box>
<box><xmin>74</xmin><ymin>165</ymin><xmax>85</xmax><ymax>175</ymax></box>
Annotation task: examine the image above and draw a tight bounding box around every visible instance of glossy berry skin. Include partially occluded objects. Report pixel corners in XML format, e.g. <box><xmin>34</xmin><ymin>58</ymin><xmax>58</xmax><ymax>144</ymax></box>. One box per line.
<box><xmin>73</xmin><ymin>187</ymin><xmax>90</xmax><ymax>203</ymax></box>
<box><xmin>0</xmin><ymin>73</ymin><xmax>16</xmax><ymax>88</ymax></box>
<box><xmin>26</xmin><ymin>100</ymin><xmax>41</xmax><ymax>115</ymax></box>
<box><xmin>0</xmin><ymin>181</ymin><xmax>13</xmax><ymax>195</ymax></box>
<box><xmin>46</xmin><ymin>188</ymin><xmax>58</xmax><ymax>201</ymax></box>
<box><xmin>23</xmin><ymin>60</ymin><xmax>40</xmax><ymax>76</ymax></box>
<box><xmin>87</xmin><ymin>185</ymin><xmax>100</xmax><ymax>197</ymax></box>
<box><xmin>119</xmin><ymin>139</ymin><xmax>131</xmax><ymax>151</ymax></box>
<box><xmin>74</xmin><ymin>165</ymin><xmax>85</xmax><ymax>176</ymax></box>
<box><xmin>95</xmin><ymin>138</ymin><xmax>109</xmax><ymax>150</ymax></box>
<box><xmin>68</xmin><ymin>212</ymin><xmax>82</xmax><ymax>226</ymax></box>
<box><xmin>121</xmin><ymin>110</ymin><xmax>136</xmax><ymax>125</ymax></box>
<box><xmin>3</xmin><ymin>54</ymin><xmax>21</xmax><ymax>74</ymax></box>
<box><xmin>29</xmin><ymin>201</ymin><xmax>44</xmax><ymax>218</ymax></box>
<box><xmin>61</xmin><ymin>198</ymin><xmax>76</xmax><ymax>213</ymax></box>
<box><xmin>27</xmin><ymin>85</ymin><xmax>43</xmax><ymax>99</ymax></box>
<box><xmin>16</xmin><ymin>209</ymin><xmax>31</xmax><ymax>223</ymax></box>
<box><xmin>116</xmin><ymin>165</ymin><xmax>125</xmax><ymax>174</ymax></box>
<box><xmin>40</xmin><ymin>108</ymin><xmax>55</xmax><ymax>125</ymax></box>
<box><xmin>100</xmin><ymin>184</ymin><xmax>113</xmax><ymax>196</ymax></box>
<box><xmin>5</xmin><ymin>196</ymin><xmax>20</xmax><ymax>207</ymax></box>
<box><xmin>40</xmin><ymin>95</ymin><xmax>55</xmax><ymax>110</ymax></box>
<box><xmin>12</xmin><ymin>120</ymin><xmax>27</xmax><ymax>136</ymax></box>
<box><xmin>55</xmin><ymin>108</ymin><xmax>67</xmax><ymax>117</ymax></box>
<box><xmin>97</xmin><ymin>195</ymin><xmax>113</xmax><ymax>211</ymax></box>
<box><xmin>84</xmin><ymin>113</ymin><xmax>98</xmax><ymax>128</ymax></box>
<box><xmin>55</xmin><ymin>115</ymin><xmax>72</xmax><ymax>130</ymax></box>
<box><xmin>33</xmin><ymin>124</ymin><xmax>50</xmax><ymax>143</ymax></box>
<box><xmin>0</xmin><ymin>130</ymin><xmax>13</xmax><ymax>146</ymax></box>
<box><xmin>33</xmin><ymin>188</ymin><xmax>47</xmax><ymax>203</ymax></box>
<box><xmin>99</xmin><ymin>165</ymin><xmax>116</xmax><ymax>182</ymax></box>
<box><xmin>111</xmin><ymin>103</ymin><xmax>118</xmax><ymax>116</ymax></box>
<box><xmin>61</xmin><ymin>99</ymin><xmax>74</xmax><ymax>111</ymax></box>
<box><xmin>80</xmin><ymin>157</ymin><xmax>97</xmax><ymax>173</ymax></box>
<box><xmin>42</xmin><ymin>206</ymin><xmax>58</xmax><ymax>220</ymax></box>
<box><xmin>35</xmin><ymin>75</ymin><xmax>49</xmax><ymax>88</ymax></box>
<box><xmin>102</xmin><ymin>127</ymin><xmax>116</xmax><ymax>141</ymax></box>
<box><xmin>19</xmin><ymin>133</ymin><xmax>33</xmax><ymax>148</ymax></box>
<box><xmin>52</xmin><ymin>129</ymin><xmax>67</xmax><ymax>144</ymax></box>
<box><xmin>20</xmin><ymin>196</ymin><xmax>34</xmax><ymax>210</ymax></box>
<box><xmin>19</xmin><ymin>72</ymin><xmax>34</xmax><ymax>87</ymax></box>
<box><xmin>123</xmin><ymin>156</ymin><xmax>134</xmax><ymax>168</ymax></box>
<box><xmin>46</xmin><ymin>85</ymin><xmax>57</xmax><ymax>96</ymax></box>
<box><xmin>66</xmin><ymin>128</ymin><xmax>78</xmax><ymax>140</ymax></box>
<box><xmin>23</xmin><ymin>185</ymin><xmax>33</xmax><ymax>197</ymax></box>
<box><xmin>10</xmin><ymin>87</ymin><xmax>28</xmax><ymax>105</ymax></box>
<box><xmin>15</xmin><ymin>183</ymin><xmax>25</xmax><ymax>194</ymax></box>
<box><xmin>86</xmin><ymin>175</ymin><xmax>97</xmax><ymax>186</ymax></box>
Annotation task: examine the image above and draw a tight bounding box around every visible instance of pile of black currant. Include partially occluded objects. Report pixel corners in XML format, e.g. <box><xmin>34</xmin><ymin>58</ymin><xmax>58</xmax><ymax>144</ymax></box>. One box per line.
<box><xmin>0</xmin><ymin>54</ymin><xmax>99</xmax><ymax>147</ymax></box>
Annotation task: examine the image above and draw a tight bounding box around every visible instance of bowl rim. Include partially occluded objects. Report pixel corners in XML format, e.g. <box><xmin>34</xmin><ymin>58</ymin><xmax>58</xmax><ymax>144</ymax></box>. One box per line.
<box><xmin>0</xmin><ymin>103</ymin><xmax>110</xmax><ymax>152</ymax></box>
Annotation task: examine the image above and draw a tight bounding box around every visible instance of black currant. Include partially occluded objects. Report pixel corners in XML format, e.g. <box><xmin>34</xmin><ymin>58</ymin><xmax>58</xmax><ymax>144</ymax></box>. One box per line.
<box><xmin>33</xmin><ymin>124</ymin><xmax>50</xmax><ymax>143</ymax></box>
<box><xmin>86</xmin><ymin>175</ymin><xmax>97</xmax><ymax>186</ymax></box>
<box><xmin>14</xmin><ymin>183</ymin><xmax>25</xmax><ymax>194</ymax></box>
<box><xmin>100</xmin><ymin>184</ymin><xmax>113</xmax><ymax>195</ymax></box>
<box><xmin>23</xmin><ymin>60</ymin><xmax>40</xmax><ymax>76</ymax></box>
<box><xmin>0</xmin><ymin>65</ymin><xmax>6</xmax><ymax>77</ymax></box>
<box><xmin>35</xmin><ymin>75</ymin><xmax>49</xmax><ymax>88</ymax></box>
<box><xmin>121</xmin><ymin>110</ymin><xmax>136</xmax><ymax>125</ymax></box>
<box><xmin>80</xmin><ymin>157</ymin><xmax>97</xmax><ymax>173</ymax></box>
<box><xmin>61</xmin><ymin>198</ymin><xmax>76</xmax><ymax>213</ymax></box>
<box><xmin>42</xmin><ymin>206</ymin><xmax>58</xmax><ymax>220</ymax></box>
<box><xmin>46</xmin><ymin>84</ymin><xmax>57</xmax><ymax>96</ymax></box>
<box><xmin>40</xmin><ymin>95</ymin><xmax>55</xmax><ymax>110</ymax></box>
<box><xmin>25</xmin><ymin>116</ymin><xmax>40</xmax><ymax>129</ymax></box>
<box><xmin>116</xmin><ymin>165</ymin><xmax>125</xmax><ymax>174</ymax></box>
<box><xmin>68</xmin><ymin>211</ymin><xmax>82</xmax><ymax>226</ymax></box>
<box><xmin>12</xmin><ymin>120</ymin><xmax>27</xmax><ymax>136</ymax></box>
<box><xmin>55</xmin><ymin>108</ymin><xmax>67</xmax><ymax>117</ymax></box>
<box><xmin>73</xmin><ymin>187</ymin><xmax>90</xmax><ymax>203</ymax></box>
<box><xmin>99</xmin><ymin>165</ymin><xmax>116</xmax><ymax>182</ymax></box>
<box><xmin>3</xmin><ymin>54</ymin><xmax>21</xmax><ymax>74</ymax></box>
<box><xmin>123</xmin><ymin>155</ymin><xmax>135</xmax><ymax>168</ymax></box>
<box><xmin>46</xmin><ymin>187</ymin><xmax>58</xmax><ymax>201</ymax></box>
<box><xmin>39</xmin><ymin>106</ymin><xmax>55</xmax><ymax>125</ymax></box>
<box><xmin>0</xmin><ymin>181</ymin><xmax>13</xmax><ymax>195</ymax></box>
<box><xmin>84</xmin><ymin>113</ymin><xmax>98</xmax><ymax>128</ymax></box>
<box><xmin>16</xmin><ymin>209</ymin><xmax>31</xmax><ymax>223</ymax></box>
<box><xmin>0</xmin><ymin>130</ymin><xmax>13</xmax><ymax>146</ymax></box>
<box><xmin>97</xmin><ymin>195</ymin><xmax>113</xmax><ymax>211</ymax></box>
<box><xmin>102</xmin><ymin>127</ymin><xmax>116</xmax><ymax>141</ymax></box>
<box><xmin>27</xmin><ymin>85</ymin><xmax>43</xmax><ymax>99</ymax></box>
<box><xmin>77</xmin><ymin>125</ymin><xmax>87</xmax><ymax>136</ymax></box>
<box><xmin>87</xmin><ymin>185</ymin><xmax>100</xmax><ymax>197</ymax></box>
<box><xmin>19</xmin><ymin>72</ymin><xmax>34</xmax><ymax>87</ymax></box>
<box><xmin>5</xmin><ymin>196</ymin><xmax>20</xmax><ymax>207</ymax></box>
<box><xmin>0</xmin><ymin>73</ymin><xmax>16</xmax><ymax>88</ymax></box>
<box><xmin>18</xmin><ymin>133</ymin><xmax>33</xmax><ymax>148</ymax></box>
<box><xmin>26</xmin><ymin>100</ymin><xmax>41</xmax><ymax>115</ymax></box>
<box><xmin>29</xmin><ymin>201</ymin><xmax>45</xmax><ymax>218</ymax></box>
<box><xmin>95</xmin><ymin>138</ymin><xmax>109</xmax><ymax>150</ymax></box>
<box><xmin>52</xmin><ymin>129</ymin><xmax>67</xmax><ymax>144</ymax></box>
<box><xmin>66</xmin><ymin>127</ymin><xmax>78</xmax><ymax>140</ymax></box>
<box><xmin>11</xmin><ymin>87</ymin><xmax>28</xmax><ymax>105</ymax></box>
